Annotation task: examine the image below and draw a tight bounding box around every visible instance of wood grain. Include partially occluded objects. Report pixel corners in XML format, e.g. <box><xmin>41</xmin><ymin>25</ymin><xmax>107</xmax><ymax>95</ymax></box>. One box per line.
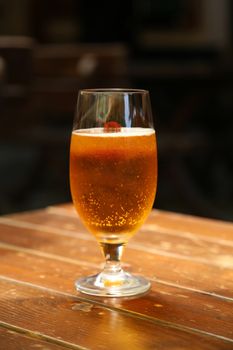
<box><xmin>0</xmin><ymin>246</ymin><xmax>233</xmax><ymax>340</ymax></box>
<box><xmin>45</xmin><ymin>204</ymin><xmax>233</xmax><ymax>241</ymax></box>
<box><xmin>0</xmin><ymin>278</ymin><xmax>232</xmax><ymax>350</ymax></box>
<box><xmin>7</xmin><ymin>209</ymin><xmax>233</xmax><ymax>267</ymax></box>
<box><xmin>1</xmin><ymin>204</ymin><xmax>233</xmax><ymax>350</ymax></box>
<box><xmin>0</xmin><ymin>213</ymin><xmax>232</xmax><ymax>300</ymax></box>
<box><xmin>0</xmin><ymin>327</ymin><xmax>69</xmax><ymax>350</ymax></box>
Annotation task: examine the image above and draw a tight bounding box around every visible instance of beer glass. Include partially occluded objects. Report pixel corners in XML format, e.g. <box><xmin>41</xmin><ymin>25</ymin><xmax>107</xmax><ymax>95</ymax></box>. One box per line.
<box><xmin>70</xmin><ymin>89</ymin><xmax>157</xmax><ymax>297</ymax></box>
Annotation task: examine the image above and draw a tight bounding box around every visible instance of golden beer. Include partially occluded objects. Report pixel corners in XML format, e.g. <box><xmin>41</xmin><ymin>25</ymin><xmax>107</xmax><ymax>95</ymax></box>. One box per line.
<box><xmin>70</xmin><ymin>128</ymin><xmax>157</xmax><ymax>244</ymax></box>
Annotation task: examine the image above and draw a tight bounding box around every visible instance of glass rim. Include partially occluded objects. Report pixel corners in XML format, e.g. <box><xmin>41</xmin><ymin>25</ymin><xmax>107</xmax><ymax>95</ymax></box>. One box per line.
<box><xmin>79</xmin><ymin>88</ymin><xmax>149</xmax><ymax>95</ymax></box>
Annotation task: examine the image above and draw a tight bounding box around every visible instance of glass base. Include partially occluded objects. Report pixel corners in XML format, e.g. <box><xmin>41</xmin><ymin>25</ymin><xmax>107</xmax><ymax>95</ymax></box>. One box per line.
<box><xmin>75</xmin><ymin>270</ymin><xmax>151</xmax><ymax>297</ymax></box>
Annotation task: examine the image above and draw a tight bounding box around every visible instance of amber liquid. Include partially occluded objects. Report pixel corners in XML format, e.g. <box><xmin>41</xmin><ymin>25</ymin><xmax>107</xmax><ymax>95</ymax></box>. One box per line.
<box><xmin>70</xmin><ymin>128</ymin><xmax>157</xmax><ymax>243</ymax></box>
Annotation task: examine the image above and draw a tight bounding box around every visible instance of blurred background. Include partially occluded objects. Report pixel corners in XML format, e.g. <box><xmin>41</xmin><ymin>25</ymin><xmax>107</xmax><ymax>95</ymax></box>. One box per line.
<box><xmin>0</xmin><ymin>0</ymin><xmax>232</xmax><ymax>221</ymax></box>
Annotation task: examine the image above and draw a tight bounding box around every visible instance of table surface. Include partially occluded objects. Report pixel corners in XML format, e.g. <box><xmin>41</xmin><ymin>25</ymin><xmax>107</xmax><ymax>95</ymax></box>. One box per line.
<box><xmin>0</xmin><ymin>203</ymin><xmax>233</xmax><ymax>350</ymax></box>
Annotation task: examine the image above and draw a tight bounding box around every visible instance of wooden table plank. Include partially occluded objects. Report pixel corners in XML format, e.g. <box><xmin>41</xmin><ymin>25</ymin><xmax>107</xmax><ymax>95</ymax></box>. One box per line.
<box><xmin>6</xmin><ymin>209</ymin><xmax>233</xmax><ymax>269</ymax></box>
<box><xmin>9</xmin><ymin>206</ymin><xmax>233</xmax><ymax>243</ymax></box>
<box><xmin>0</xmin><ymin>216</ymin><xmax>232</xmax><ymax>301</ymax></box>
<box><xmin>0</xmin><ymin>277</ymin><xmax>232</xmax><ymax>350</ymax></box>
<box><xmin>45</xmin><ymin>204</ymin><xmax>233</xmax><ymax>241</ymax></box>
<box><xmin>0</xmin><ymin>327</ymin><xmax>69</xmax><ymax>350</ymax></box>
<box><xmin>1</xmin><ymin>204</ymin><xmax>233</xmax><ymax>350</ymax></box>
<box><xmin>0</xmin><ymin>245</ymin><xmax>233</xmax><ymax>340</ymax></box>
<box><xmin>147</xmin><ymin>210</ymin><xmax>233</xmax><ymax>242</ymax></box>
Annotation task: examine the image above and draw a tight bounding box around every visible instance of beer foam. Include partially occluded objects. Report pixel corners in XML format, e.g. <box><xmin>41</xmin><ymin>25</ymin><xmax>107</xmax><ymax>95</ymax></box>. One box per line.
<box><xmin>72</xmin><ymin>127</ymin><xmax>155</xmax><ymax>137</ymax></box>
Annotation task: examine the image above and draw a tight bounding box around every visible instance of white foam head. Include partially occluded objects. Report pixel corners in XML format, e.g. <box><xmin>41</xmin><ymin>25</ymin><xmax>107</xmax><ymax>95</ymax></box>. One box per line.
<box><xmin>73</xmin><ymin>127</ymin><xmax>155</xmax><ymax>137</ymax></box>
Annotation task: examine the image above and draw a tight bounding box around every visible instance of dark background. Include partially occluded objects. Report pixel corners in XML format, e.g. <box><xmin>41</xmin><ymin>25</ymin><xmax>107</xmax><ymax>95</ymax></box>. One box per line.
<box><xmin>0</xmin><ymin>0</ymin><xmax>232</xmax><ymax>221</ymax></box>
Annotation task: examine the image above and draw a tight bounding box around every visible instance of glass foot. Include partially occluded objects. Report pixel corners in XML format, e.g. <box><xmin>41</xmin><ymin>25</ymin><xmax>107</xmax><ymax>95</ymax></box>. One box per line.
<box><xmin>75</xmin><ymin>270</ymin><xmax>151</xmax><ymax>297</ymax></box>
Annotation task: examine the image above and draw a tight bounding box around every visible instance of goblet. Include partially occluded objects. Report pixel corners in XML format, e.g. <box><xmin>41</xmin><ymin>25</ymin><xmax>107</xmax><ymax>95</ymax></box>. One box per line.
<box><xmin>70</xmin><ymin>89</ymin><xmax>157</xmax><ymax>296</ymax></box>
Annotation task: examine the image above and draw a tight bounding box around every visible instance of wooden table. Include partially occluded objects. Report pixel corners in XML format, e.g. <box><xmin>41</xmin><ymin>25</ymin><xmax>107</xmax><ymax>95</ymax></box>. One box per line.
<box><xmin>0</xmin><ymin>204</ymin><xmax>233</xmax><ymax>349</ymax></box>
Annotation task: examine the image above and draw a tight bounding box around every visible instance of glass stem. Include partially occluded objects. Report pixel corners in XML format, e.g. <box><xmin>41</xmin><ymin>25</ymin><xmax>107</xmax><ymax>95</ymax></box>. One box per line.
<box><xmin>100</xmin><ymin>243</ymin><xmax>125</xmax><ymax>275</ymax></box>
